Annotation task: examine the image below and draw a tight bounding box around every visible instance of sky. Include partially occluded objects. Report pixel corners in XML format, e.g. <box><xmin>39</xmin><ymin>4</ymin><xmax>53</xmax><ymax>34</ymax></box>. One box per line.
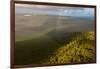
<box><xmin>15</xmin><ymin>4</ymin><xmax>94</xmax><ymax>17</ymax></box>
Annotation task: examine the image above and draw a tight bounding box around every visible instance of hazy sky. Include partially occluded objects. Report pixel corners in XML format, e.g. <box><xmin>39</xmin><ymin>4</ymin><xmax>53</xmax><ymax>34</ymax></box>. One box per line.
<box><xmin>15</xmin><ymin>4</ymin><xmax>94</xmax><ymax>17</ymax></box>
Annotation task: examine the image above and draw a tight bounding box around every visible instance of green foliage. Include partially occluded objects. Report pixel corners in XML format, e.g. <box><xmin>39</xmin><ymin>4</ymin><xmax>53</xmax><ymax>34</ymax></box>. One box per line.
<box><xmin>44</xmin><ymin>32</ymin><xmax>95</xmax><ymax>64</ymax></box>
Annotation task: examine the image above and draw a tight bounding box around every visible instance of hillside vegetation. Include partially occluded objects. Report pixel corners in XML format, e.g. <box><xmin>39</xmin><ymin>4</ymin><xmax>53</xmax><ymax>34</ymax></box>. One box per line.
<box><xmin>15</xmin><ymin>32</ymin><xmax>95</xmax><ymax>65</ymax></box>
<box><xmin>43</xmin><ymin>32</ymin><xmax>95</xmax><ymax>64</ymax></box>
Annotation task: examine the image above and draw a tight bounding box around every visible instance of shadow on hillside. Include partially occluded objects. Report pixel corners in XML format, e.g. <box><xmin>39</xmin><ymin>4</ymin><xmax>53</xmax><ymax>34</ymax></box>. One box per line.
<box><xmin>15</xmin><ymin>28</ymin><xmax>82</xmax><ymax>65</ymax></box>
